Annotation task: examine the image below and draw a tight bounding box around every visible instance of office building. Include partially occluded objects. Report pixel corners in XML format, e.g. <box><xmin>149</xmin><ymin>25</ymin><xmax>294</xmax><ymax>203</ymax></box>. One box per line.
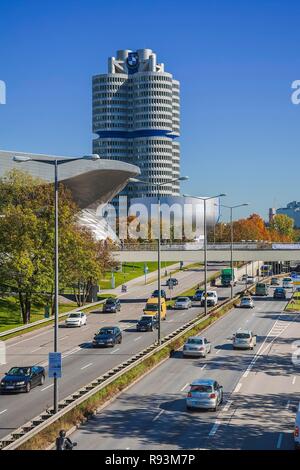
<box><xmin>92</xmin><ymin>48</ymin><xmax>180</xmax><ymax>202</ymax></box>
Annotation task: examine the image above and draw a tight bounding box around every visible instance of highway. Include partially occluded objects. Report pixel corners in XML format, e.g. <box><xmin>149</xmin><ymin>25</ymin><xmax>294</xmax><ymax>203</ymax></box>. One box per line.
<box><xmin>71</xmin><ymin>287</ymin><xmax>299</xmax><ymax>450</ymax></box>
<box><xmin>0</xmin><ymin>262</ymin><xmax>255</xmax><ymax>440</ymax></box>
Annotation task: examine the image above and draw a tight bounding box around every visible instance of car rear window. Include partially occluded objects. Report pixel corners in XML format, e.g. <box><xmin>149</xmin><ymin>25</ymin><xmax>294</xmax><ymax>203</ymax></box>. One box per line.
<box><xmin>177</xmin><ymin>297</ymin><xmax>187</xmax><ymax>302</ymax></box>
<box><xmin>187</xmin><ymin>338</ymin><xmax>203</xmax><ymax>345</ymax></box>
<box><xmin>69</xmin><ymin>313</ymin><xmax>80</xmax><ymax>318</ymax></box>
<box><xmin>190</xmin><ymin>385</ymin><xmax>212</xmax><ymax>393</ymax></box>
<box><xmin>106</xmin><ymin>299</ymin><xmax>115</xmax><ymax>304</ymax></box>
<box><xmin>236</xmin><ymin>333</ymin><xmax>250</xmax><ymax>339</ymax></box>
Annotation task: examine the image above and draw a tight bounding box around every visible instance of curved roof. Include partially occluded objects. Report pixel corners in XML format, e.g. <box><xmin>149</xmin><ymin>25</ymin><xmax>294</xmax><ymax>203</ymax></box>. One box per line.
<box><xmin>0</xmin><ymin>150</ymin><xmax>140</xmax><ymax>208</ymax></box>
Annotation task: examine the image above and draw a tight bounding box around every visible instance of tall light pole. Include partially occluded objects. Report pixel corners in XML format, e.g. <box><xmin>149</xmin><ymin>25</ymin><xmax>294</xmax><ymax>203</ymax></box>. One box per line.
<box><xmin>13</xmin><ymin>153</ymin><xmax>100</xmax><ymax>413</ymax></box>
<box><xmin>132</xmin><ymin>176</ymin><xmax>189</xmax><ymax>344</ymax></box>
<box><xmin>184</xmin><ymin>194</ymin><xmax>226</xmax><ymax>315</ymax></box>
<box><xmin>219</xmin><ymin>203</ymin><xmax>249</xmax><ymax>298</ymax></box>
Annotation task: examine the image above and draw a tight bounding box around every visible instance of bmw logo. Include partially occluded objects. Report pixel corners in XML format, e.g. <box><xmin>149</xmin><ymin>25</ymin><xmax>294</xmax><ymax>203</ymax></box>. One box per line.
<box><xmin>127</xmin><ymin>52</ymin><xmax>139</xmax><ymax>70</ymax></box>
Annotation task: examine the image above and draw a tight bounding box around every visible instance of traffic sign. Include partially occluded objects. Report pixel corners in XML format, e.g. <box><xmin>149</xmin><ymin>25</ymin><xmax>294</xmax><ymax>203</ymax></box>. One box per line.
<box><xmin>48</xmin><ymin>352</ymin><xmax>62</xmax><ymax>378</ymax></box>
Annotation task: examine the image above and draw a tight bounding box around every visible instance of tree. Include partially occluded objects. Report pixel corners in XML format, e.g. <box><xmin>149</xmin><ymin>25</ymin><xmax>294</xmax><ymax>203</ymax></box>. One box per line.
<box><xmin>269</xmin><ymin>214</ymin><xmax>295</xmax><ymax>240</ymax></box>
<box><xmin>0</xmin><ymin>169</ymin><xmax>116</xmax><ymax>322</ymax></box>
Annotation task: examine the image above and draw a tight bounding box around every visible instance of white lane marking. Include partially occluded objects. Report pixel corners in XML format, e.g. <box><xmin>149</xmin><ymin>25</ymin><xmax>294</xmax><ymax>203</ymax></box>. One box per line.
<box><xmin>41</xmin><ymin>384</ymin><xmax>53</xmax><ymax>392</ymax></box>
<box><xmin>243</xmin><ymin>317</ymin><xmax>293</xmax><ymax>378</ymax></box>
<box><xmin>0</xmin><ymin>409</ymin><xmax>7</xmax><ymax>415</ymax></box>
<box><xmin>62</xmin><ymin>346</ymin><xmax>81</xmax><ymax>359</ymax></box>
<box><xmin>81</xmin><ymin>362</ymin><xmax>93</xmax><ymax>370</ymax></box>
<box><xmin>292</xmin><ymin>376</ymin><xmax>296</xmax><ymax>385</ymax></box>
<box><xmin>276</xmin><ymin>433</ymin><xmax>283</xmax><ymax>449</ymax></box>
<box><xmin>209</xmin><ymin>420</ymin><xmax>221</xmax><ymax>436</ymax></box>
<box><xmin>215</xmin><ymin>349</ymin><xmax>221</xmax><ymax>355</ymax></box>
<box><xmin>134</xmin><ymin>336</ymin><xmax>142</xmax><ymax>342</ymax></box>
<box><xmin>7</xmin><ymin>330</ymin><xmax>50</xmax><ymax>348</ymax></box>
<box><xmin>200</xmin><ymin>364</ymin><xmax>207</xmax><ymax>370</ymax></box>
<box><xmin>180</xmin><ymin>383</ymin><xmax>189</xmax><ymax>392</ymax></box>
<box><xmin>233</xmin><ymin>382</ymin><xmax>242</xmax><ymax>393</ymax></box>
<box><xmin>59</xmin><ymin>335</ymin><xmax>69</xmax><ymax>341</ymax></box>
<box><xmin>286</xmin><ymin>400</ymin><xmax>290</xmax><ymax>410</ymax></box>
<box><xmin>222</xmin><ymin>400</ymin><xmax>233</xmax><ymax>412</ymax></box>
<box><xmin>110</xmin><ymin>348</ymin><xmax>120</xmax><ymax>354</ymax></box>
<box><xmin>153</xmin><ymin>409</ymin><xmax>164</xmax><ymax>421</ymax></box>
<box><xmin>31</xmin><ymin>346</ymin><xmax>42</xmax><ymax>353</ymax></box>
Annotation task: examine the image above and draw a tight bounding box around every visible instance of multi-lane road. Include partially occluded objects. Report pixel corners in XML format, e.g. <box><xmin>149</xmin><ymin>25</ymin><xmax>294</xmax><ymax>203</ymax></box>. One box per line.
<box><xmin>0</xmin><ymin>262</ymin><xmax>255</xmax><ymax>441</ymax></box>
<box><xmin>71</xmin><ymin>288</ymin><xmax>299</xmax><ymax>450</ymax></box>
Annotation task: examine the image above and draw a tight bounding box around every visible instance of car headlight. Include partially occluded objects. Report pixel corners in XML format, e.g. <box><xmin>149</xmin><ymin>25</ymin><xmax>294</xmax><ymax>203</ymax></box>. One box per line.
<box><xmin>16</xmin><ymin>381</ymin><xmax>25</xmax><ymax>385</ymax></box>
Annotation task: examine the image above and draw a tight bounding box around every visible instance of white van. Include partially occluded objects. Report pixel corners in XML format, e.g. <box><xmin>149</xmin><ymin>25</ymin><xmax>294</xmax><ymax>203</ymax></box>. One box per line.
<box><xmin>294</xmin><ymin>402</ymin><xmax>300</xmax><ymax>450</ymax></box>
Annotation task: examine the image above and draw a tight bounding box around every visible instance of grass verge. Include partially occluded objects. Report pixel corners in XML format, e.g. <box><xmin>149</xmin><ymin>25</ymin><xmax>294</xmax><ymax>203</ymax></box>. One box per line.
<box><xmin>17</xmin><ymin>296</ymin><xmax>236</xmax><ymax>450</ymax></box>
<box><xmin>285</xmin><ymin>291</ymin><xmax>300</xmax><ymax>312</ymax></box>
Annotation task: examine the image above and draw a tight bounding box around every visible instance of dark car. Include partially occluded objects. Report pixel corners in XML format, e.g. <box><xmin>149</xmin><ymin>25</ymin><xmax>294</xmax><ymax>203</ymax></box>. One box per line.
<box><xmin>273</xmin><ymin>287</ymin><xmax>286</xmax><ymax>299</ymax></box>
<box><xmin>271</xmin><ymin>277</ymin><xmax>280</xmax><ymax>286</ymax></box>
<box><xmin>136</xmin><ymin>315</ymin><xmax>158</xmax><ymax>332</ymax></box>
<box><xmin>166</xmin><ymin>278</ymin><xmax>178</xmax><ymax>287</ymax></box>
<box><xmin>152</xmin><ymin>289</ymin><xmax>167</xmax><ymax>299</ymax></box>
<box><xmin>0</xmin><ymin>366</ymin><xmax>45</xmax><ymax>394</ymax></box>
<box><xmin>92</xmin><ymin>326</ymin><xmax>122</xmax><ymax>347</ymax></box>
<box><xmin>103</xmin><ymin>298</ymin><xmax>121</xmax><ymax>313</ymax></box>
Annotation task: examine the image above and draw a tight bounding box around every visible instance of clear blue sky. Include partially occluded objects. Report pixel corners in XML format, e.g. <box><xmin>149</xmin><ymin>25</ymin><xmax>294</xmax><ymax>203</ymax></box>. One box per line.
<box><xmin>1</xmin><ymin>0</ymin><xmax>300</xmax><ymax>220</ymax></box>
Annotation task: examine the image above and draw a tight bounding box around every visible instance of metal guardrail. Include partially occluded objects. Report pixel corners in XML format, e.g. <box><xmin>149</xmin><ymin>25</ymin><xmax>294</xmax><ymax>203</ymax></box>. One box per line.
<box><xmin>0</xmin><ymin>288</ymin><xmax>249</xmax><ymax>451</ymax></box>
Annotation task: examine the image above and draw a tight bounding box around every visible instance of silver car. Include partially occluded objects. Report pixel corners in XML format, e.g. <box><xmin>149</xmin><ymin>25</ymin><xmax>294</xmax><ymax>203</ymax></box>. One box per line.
<box><xmin>240</xmin><ymin>297</ymin><xmax>254</xmax><ymax>308</ymax></box>
<box><xmin>183</xmin><ymin>336</ymin><xmax>211</xmax><ymax>358</ymax></box>
<box><xmin>186</xmin><ymin>379</ymin><xmax>223</xmax><ymax>411</ymax></box>
<box><xmin>174</xmin><ymin>296</ymin><xmax>192</xmax><ymax>310</ymax></box>
<box><xmin>232</xmin><ymin>330</ymin><xmax>257</xmax><ymax>350</ymax></box>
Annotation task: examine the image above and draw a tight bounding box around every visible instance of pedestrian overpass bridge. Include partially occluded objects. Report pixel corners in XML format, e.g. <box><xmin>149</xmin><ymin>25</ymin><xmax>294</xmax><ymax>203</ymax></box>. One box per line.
<box><xmin>113</xmin><ymin>242</ymin><xmax>300</xmax><ymax>263</ymax></box>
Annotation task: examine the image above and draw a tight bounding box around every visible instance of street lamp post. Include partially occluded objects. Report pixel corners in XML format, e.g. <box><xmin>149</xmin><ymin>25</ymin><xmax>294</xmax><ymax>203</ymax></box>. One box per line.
<box><xmin>184</xmin><ymin>194</ymin><xmax>226</xmax><ymax>316</ymax></box>
<box><xmin>219</xmin><ymin>203</ymin><xmax>249</xmax><ymax>299</ymax></box>
<box><xmin>13</xmin><ymin>153</ymin><xmax>100</xmax><ymax>413</ymax></box>
<box><xmin>131</xmin><ymin>176</ymin><xmax>189</xmax><ymax>345</ymax></box>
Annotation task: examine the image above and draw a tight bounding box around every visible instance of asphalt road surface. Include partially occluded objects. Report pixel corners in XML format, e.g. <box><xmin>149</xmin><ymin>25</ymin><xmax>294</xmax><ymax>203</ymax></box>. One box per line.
<box><xmin>0</xmin><ymin>262</ymin><xmax>254</xmax><ymax>440</ymax></box>
<box><xmin>71</xmin><ymin>288</ymin><xmax>298</xmax><ymax>450</ymax></box>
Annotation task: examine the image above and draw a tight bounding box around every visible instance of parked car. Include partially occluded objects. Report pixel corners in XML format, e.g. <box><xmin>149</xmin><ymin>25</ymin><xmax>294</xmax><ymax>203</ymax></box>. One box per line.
<box><xmin>174</xmin><ymin>296</ymin><xmax>192</xmax><ymax>310</ymax></box>
<box><xmin>186</xmin><ymin>379</ymin><xmax>223</xmax><ymax>411</ymax></box>
<box><xmin>0</xmin><ymin>366</ymin><xmax>45</xmax><ymax>393</ymax></box>
<box><xmin>193</xmin><ymin>289</ymin><xmax>204</xmax><ymax>301</ymax></box>
<box><xmin>240</xmin><ymin>296</ymin><xmax>254</xmax><ymax>308</ymax></box>
<box><xmin>136</xmin><ymin>315</ymin><xmax>158</xmax><ymax>332</ymax></box>
<box><xmin>183</xmin><ymin>336</ymin><xmax>211</xmax><ymax>358</ymax></box>
<box><xmin>65</xmin><ymin>311</ymin><xmax>87</xmax><ymax>327</ymax></box>
<box><xmin>151</xmin><ymin>289</ymin><xmax>167</xmax><ymax>299</ymax></box>
<box><xmin>294</xmin><ymin>402</ymin><xmax>300</xmax><ymax>450</ymax></box>
<box><xmin>103</xmin><ymin>298</ymin><xmax>121</xmax><ymax>313</ymax></box>
<box><xmin>92</xmin><ymin>326</ymin><xmax>122</xmax><ymax>347</ymax></box>
<box><xmin>201</xmin><ymin>291</ymin><xmax>218</xmax><ymax>307</ymax></box>
<box><xmin>166</xmin><ymin>278</ymin><xmax>178</xmax><ymax>287</ymax></box>
<box><xmin>271</xmin><ymin>277</ymin><xmax>280</xmax><ymax>286</ymax></box>
<box><xmin>273</xmin><ymin>287</ymin><xmax>286</xmax><ymax>299</ymax></box>
<box><xmin>232</xmin><ymin>330</ymin><xmax>256</xmax><ymax>350</ymax></box>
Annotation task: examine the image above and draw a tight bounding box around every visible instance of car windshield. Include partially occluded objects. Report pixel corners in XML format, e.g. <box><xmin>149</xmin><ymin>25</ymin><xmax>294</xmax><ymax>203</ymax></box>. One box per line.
<box><xmin>195</xmin><ymin>290</ymin><xmax>204</xmax><ymax>295</ymax></box>
<box><xmin>68</xmin><ymin>313</ymin><xmax>80</xmax><ymax>318</ymax></box>
<box><xmin>7</xmin><ymin>367</ymin><xmax>31</xmax><ymax>376</ymax></box>
<box><xmin>207</xmin><ymin>292</ymin><xmax>215</xmax><ymax>297</ymax></box>
<box><xmin>190</xmin><ymin>384</ymin><xmax>212</xmax><ymax>393</ymax></box>
<box><xmin>146</xmin><ymin>304</ymin><xmax>158</xmax><ymax>311</ymax></box>
<box><xmin>177</xmin><ymin>297</ymin><xmax>187</xmax><ymax>302</ymax></box>
<box><xmin>140</xmin><ymin>317</ymin><xmax>152</xmax><ymax>323</ymax></box>
<box><xmin>106</xmin><ymin>299</ymin><xmax>115</xmax><ymax>304</ymax></box>
<box><xmin>283</xmin><ymin>278</ymin><xmax>292</xmax><ymax>282</ymax></box>
<box><xmin>236</xmin><ymin>333</ymin><xmax>250</xmax><ymax>339</ymax></box>
<box><xmin>187</xmin><ymin>338</ymin><xmax>203</xmax><ymax>345</ymax></box>
<box><xmin>99</xmin><ymin>328</ymin><xmax>114</xmax><ymax>335</ymax></box>
<box><xmin>241</xmin><ymin>298</ymin><xmax>250</xmax><ymax>302</ymax></box>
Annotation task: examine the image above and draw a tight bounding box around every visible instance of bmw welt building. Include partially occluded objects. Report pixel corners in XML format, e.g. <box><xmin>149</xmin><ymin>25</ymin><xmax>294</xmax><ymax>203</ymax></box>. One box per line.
<box><xmin>0</xmin><ymin>149</ymin><xmax>140</xmax><ymax>240</ymax></box>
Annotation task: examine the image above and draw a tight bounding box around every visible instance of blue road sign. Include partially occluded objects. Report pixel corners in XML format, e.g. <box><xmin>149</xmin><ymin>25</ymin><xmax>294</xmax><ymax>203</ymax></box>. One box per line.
<box><xmin>48</xmin><ymin>352</ymin><xmax>62</xmax><ymax>378</ymax></box>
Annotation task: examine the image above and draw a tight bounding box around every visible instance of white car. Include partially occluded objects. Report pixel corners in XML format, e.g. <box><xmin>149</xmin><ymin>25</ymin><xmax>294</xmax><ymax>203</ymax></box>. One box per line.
<box><xmin>233</xmin><ymin>329</ymin><xmax>256</xmax><ymax>350</ymax></box>
<box><xmin>174</xmin><ymin>296</ymin><xmax>192</xmax><ymax>309</ymax></box>
<box><xmin>183</xmin><ymin>336</ymin><xmax>211</xmax><ymax>357</ymax></box>
<box><xmin>201</xmin><ymin>291</ymin><xmax>218</xmax><ymax>307</ymax></box>
<box><xmin>240</xmin><ymin>296</ymin><xmax>254</xmax><ymax>308</ymax></box>
<box><xmin>65</xmin><ymin>312</ymin><xmax>87</xmax><ymax>327</ymax></box>
<box><xmin>282</xmin><ymin>277</ymin><xmax>293</xmax><ymax>289</ymax></box>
